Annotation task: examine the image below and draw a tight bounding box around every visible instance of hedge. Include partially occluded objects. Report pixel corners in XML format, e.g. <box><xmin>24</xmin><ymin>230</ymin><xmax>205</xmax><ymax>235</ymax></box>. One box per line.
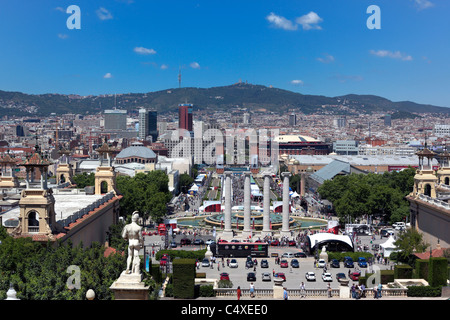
<box><xmin>155</xmin><ymin>249</ymin><xmax>206</xmax><ymax>261</ymax></box>
<box><xmin>407</xmin><ymin>286</ymin><xmax>442</xmax><ymax>297</ymax></box>
<box><xmin>326</xmin><ymin>252</ymin><xmax>373</xmax><ymax>262</ymax></box>
<box><xmin>172</xmin><ymin>258</ymin><xmax>196</xmax><ymax>299</ymax></box>
<box><xmin>359</xmin><ymin>270</ymin><xmax>395</xmax><ymax>286</ymax></box>
<box><xmin>198</xmin><ymin>285</ymin><xmax>215</xmax><ymax>297</ymax></box>
<box><xmin>394</xmin><ymin>264</ymin><xmax>413</xmax><ymax>279</ymax></box>
<box><xmin>428</xmin><ymin>257</ymin><xmax>448</xmax><ymax>287</ymax></box>
<box><xmin>414</xmin><ymin>259</ymin><xmax>429</xmax><ymax>281</ymax></box>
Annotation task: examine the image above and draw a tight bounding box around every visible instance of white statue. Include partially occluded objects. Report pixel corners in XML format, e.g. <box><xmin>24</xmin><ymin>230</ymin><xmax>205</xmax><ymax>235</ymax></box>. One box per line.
<box><xmin>122</xmin><ymin>212</ymin><xmax>144</xmax><ymax>274</ymax></box>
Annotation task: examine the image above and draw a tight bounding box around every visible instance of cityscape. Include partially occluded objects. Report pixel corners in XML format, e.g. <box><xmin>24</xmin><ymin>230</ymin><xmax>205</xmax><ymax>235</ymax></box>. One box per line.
<box><xmin>0</xmin><ymin>0</ymin><xmax>448</xmax><ymax>313</ymax></box>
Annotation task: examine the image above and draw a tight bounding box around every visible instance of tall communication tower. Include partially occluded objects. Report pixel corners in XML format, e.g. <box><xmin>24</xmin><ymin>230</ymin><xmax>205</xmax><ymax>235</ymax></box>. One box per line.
<box><xmin>178</xmin><ymin>67</ymin><xmax>182</xmax><ymax>88</ymax></box>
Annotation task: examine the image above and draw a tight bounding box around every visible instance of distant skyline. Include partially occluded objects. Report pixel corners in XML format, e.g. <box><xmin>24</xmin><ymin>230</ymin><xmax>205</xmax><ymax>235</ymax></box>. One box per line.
<box><xmin>0</xmin><ymin>0</ymin><xmax>449</xmax><ymax>107</ymax></box>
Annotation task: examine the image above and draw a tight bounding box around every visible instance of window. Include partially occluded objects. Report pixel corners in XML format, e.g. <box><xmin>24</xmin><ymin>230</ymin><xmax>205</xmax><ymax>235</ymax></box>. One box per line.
<box><xmin>28</xmin><ymin>211</ymin><xmax>39</xmax><ymax>233</ymax></box>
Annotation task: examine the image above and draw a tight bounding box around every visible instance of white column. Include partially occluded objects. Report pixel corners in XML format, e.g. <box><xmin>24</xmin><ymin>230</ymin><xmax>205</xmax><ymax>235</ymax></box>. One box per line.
<box><xmin>242</xmin><ymin>172</ymin><xmax>252</xmax><ymax>238</ymax></box>
<box><xmin>281</xmin><ymin>172</ymin><xmax>291</xmax><ymax>238</ymax></box>
<box><xmin>262</xmin><ymin>173</ymin><xmax>271</xmax><ymax>237</ymax></box>
<box><xmin>222</xmin><ymin>171</ymin><xmax>234</xmax><ymax>238</ymax></box>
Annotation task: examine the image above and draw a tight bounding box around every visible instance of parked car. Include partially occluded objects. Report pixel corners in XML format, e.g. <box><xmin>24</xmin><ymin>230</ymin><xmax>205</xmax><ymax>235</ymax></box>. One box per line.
<box><xmin>358</xmin><ymin>257</ymin><xmax>367</xmax><ymax>268</ymax></box>
<box><xmin>280</xmin><ymin>259</ymin><xmax>289</xmax><ymax>268</ymax></box>
<box><xmin>295</xmin><ymin>251</ymin><xmax>307</xmax><ymax>258</ymax></box>
<box><xmin>246</xmin><ymin>260</ymin><xmax>254</xmax><ymax>268</ymax></box>
<box><xmin>290</xmin><ymin>259</ymin><xmax>299</xmax><ymax>268</ymax></box>
<box><xmin>331</xmin><ymin>259</ymin><xmax>340</xmax><ymax>268</ymax></box>
<box><xmin>322</xmin><ymin>272</ymin><xmax>333</xmax><ymax>282</ymax></box>
<box><xmin>194</xmin><ymin>239</ymin><xmax>205</xmax><ymax>245</ymax></box>
<box><xmin>336</xmin><ymin>273</ymin><xmax>347</xmax><ymax>283</ymax></box>
<box><xmin>180</xmin><ymin>238</ymin><xmax>191</xmax><ymax>245</ymax></box>
<box><xmin>201</xmin><ymin>258</ymin><xmax>210</xmax><ymax>267</ymax></box>
<box><xmin>288</xmin><ymin>240</ymin><xmax>296</xmax><ymax>246</ymax></box>
<box><xmin>274</xmin><ymin>273</ymin><xmax>286</xmax><ymax>281</ymax></box>
<box><xmin>170</xmin><ymin>241</ymin><xmax>177</xmax><ymax>248</ymax></box>
<box><xmin>270</xmin><ymin>240</ymin><xmax>280</xmax><ymax>246</ymax></box>
<box><xmin>247</xmin><ymin>272</ymin><xmax>257</xmax><ymax>281</ymax></box>
<box><xmin>350</xmin><ymin>271</ymin><xmax>361</xmax><ymax>281</ymax></box>
<box><xmin>344</xmin><ymin>257</ymin><xmax>354</xmax><ymax>268</ymax></box>
<box><xmin>205</xmin><ymin>239</ymin><xmax>216</xmax><ymax>245</ymax></box>
<box><xmin>228</xmin><ymin>258</ymin><xmax>238</xmax><ymax>268</ymax></box>
<box><xmin>305</xmin><ymin>272</ymin><xmax>316</xmax><ymax>281</ymax></box>
<box><xmin>262</xmin><ymin>272</ymin><xmax>271</xmax><ymax>281</ymax></box>
<box><xmin>261</xmin><ymin>259</ymin><xmax>269</xmax><ymax>268</ymax></box>
<box><xmin>318</xmin><ymin>259</ymin><xmax>326</xmax><ymax>268</ymax></box>
<box><xmin>220</xmin><ymin>273</ymin><xmax>230</xmax><ymax>281</ymax></box>
<box><xmin>282</xmin><ymin>252</ymin><xmax>295</xmax><ymax>258</ymax></box>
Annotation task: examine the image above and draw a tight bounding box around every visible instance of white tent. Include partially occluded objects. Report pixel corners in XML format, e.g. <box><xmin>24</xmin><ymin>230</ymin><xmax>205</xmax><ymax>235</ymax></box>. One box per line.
<box><xmin>291</xmin><ymin>191</ymin><xmax>300</xmax><ymax>198</ymax></box>
<box><xmin>380</xmin><ymin>236</ymin><xmax>398</xmax><ymax>258</ymax></box>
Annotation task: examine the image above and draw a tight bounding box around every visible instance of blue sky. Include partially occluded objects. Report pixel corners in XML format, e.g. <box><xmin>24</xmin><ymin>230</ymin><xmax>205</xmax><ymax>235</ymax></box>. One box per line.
<box><xmin>0</xmin><ymin>0</ymin><xmax>449</xmax><ymax>107</ymax></box>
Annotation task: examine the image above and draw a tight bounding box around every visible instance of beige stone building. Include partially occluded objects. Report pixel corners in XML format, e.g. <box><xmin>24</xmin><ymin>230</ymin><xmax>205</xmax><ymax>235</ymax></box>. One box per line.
<box><xmin>0</xmin><ymin>143</ymin><xmax>122</xmax><ymax>247</ymax></box>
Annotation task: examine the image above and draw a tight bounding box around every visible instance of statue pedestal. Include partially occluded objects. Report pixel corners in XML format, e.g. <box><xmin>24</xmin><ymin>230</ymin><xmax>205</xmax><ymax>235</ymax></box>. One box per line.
<box><xmin>109</xmin><ymin>271</ymin><xmax>150</xmax><ymax>300</ymax></box>
<box><xmin>339</xmin><ymin>285</ymin><xmax>350</xmax><ymax>299</ymax></box>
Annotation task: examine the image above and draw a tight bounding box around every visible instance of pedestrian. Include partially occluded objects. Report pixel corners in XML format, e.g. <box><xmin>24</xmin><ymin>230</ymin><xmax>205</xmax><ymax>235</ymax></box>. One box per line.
<box><xmin>327</xmin><ymin>283</ymin><xmax>332</xmax><ymax>298</ymax></box>
<box><xmin>377</xmin><ymin>283</ymin><xmax>382</xmax><ymax>298</ymax></box>
<box><xmin>250</xmin><ymin>283</ymin><xmax>255</xmax><ymax>298</ymax></box>
<box><xmin>351</xmin><ymin>284</ymin><xmax>356</xmax><ymax>299</ymax></box>
<box><xmin>237</xmin><ymin>286</ymin><xmax>241</xmax><ymax>300</ymax></box>
<box><xmin>283</xmin><ymin>287</ymin><xmax>289</xmax><ymax>300</ymax></box>
<box><xmin>300</xmin><ymin>282</ymin><xmax>306</xmax><ymax>298</ymax></box>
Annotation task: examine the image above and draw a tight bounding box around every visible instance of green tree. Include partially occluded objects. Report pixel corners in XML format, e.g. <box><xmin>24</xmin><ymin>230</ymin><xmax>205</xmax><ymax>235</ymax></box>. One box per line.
<box><xmin>72</xmin><ymin>172</ymin><xmax>95</xmax><ymax>188</ymax></box>
<box><xmin>394</xmin><ymin>228</ymin><xmax>429</xmax><ymax>265</ymax></box>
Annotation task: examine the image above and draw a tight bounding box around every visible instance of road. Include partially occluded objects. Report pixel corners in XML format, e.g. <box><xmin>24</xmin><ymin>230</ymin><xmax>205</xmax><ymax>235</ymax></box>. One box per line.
<box><xmin>143</xmin><ymin>231</ymin><xmax>397</xmax><ymax>291</ymax></box>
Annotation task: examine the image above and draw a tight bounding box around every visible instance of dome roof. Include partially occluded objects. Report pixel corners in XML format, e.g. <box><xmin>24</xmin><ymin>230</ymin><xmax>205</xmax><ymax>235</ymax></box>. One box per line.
<box><xmin>116</xmin><ymin>146</ymin><xmax>156</xmax><ymax>159</ymax></box>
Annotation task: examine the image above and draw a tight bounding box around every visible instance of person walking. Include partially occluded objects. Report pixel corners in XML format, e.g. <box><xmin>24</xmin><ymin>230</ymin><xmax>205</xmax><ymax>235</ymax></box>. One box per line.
<box><xmin>250</xmin><ymin>283</ymin><xmax>255</xmax><ymax>298</ymax></box>
<box><xmin>300</xmin><ymin>282</ymin><xmax>306</xmax><ymax>298</ymax></box>
<box><xmin>283</xmin><ymin>287</ymin><xmax>289</xmax><ymax>300</ymax></box>
<box><xmin>237</xmin><ymin>286</ymin><xmax>241</xmax><ymax>300</ymax></box>
<box><xmin>327</xmin><ymin>283</ymin><xmax>332</xmax><ymax>298</ymax></box>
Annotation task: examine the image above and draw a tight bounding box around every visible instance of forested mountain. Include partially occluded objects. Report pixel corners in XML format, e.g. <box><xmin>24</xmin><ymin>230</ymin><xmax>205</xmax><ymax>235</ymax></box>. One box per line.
<box><xmin>1</xmin><ymin>83</ymin><xmax>448</xmax><ymax>117</ymax></box>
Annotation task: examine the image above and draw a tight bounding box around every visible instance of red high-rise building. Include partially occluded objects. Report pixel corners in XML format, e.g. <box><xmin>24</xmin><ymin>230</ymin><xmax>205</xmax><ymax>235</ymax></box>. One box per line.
<box><xmin>178</xmin><ymin>103</ymin><xmax>193</xmax><ymax>132</ymax></box>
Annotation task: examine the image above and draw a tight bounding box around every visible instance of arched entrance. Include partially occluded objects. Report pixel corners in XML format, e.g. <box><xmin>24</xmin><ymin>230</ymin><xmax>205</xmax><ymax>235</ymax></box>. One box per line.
<box><xmin>28</xmin><ymin>211</ymin><xmax>40</xmax><ymax>233</ymax></box>
<box><xmin>424</xmin><ymin>184</ymin><xmax>432</xmax><ymax>197</ymax></box>
<box><xmin>101</xmin><ymin>181</ymin><xmax>108</xmax><ymax>194</ymax></box>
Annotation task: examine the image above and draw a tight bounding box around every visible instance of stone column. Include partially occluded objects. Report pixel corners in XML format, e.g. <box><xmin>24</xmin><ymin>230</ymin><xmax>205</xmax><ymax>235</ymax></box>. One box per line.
<box><xmin>281</xmin><ymin>172</ymin><xmax>291</xmax><ymax>238</ymax></box>
<box><xmin>261</xmin><ymin>173</ymin><xmax>271</xmax><ymax>237</ymax></box>
<box><xmin>300</xmin><ymin>173</ymin><xmax>305</xmax><ymax>197</ymax></box>
<box><xmin>222</xmin><ymin>171</ymin><xmax>234</xmax><ymax>239</ymax></box>
<box><xmin>242</xmin><ymin>172</ymin><xmax>252</xmax><ymax>239</ymax></box>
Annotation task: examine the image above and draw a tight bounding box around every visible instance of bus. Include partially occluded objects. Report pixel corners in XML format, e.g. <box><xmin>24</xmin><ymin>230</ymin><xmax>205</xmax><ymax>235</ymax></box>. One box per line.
<box><xmin>214</xmin><ymin>241</ymin><xmax>268</xmax><ymax>258</ymax></box>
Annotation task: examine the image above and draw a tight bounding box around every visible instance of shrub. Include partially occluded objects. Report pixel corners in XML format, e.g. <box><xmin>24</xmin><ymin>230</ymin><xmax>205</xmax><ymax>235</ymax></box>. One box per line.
<box><xmin>394</xmin><ymin>264</ymin><xmax>413</xmax><ymax>279</ymax></box>
<box><xmin>164</xmin><ymin>284</ymin><xmax>173</xmax><ymax>297</ymax></box>
<box><xmin>172</xmin><ymin>259</ymin><xmax>196</xmax><ymax>299</ymax></box>
<box><xmin>199</xmin><ymin>285</ymin><xmax>215</xmax><ymax>297</ymax></box>
<box><xmin>407</xmin><ymin>286</ymin><xmax>442</xmax><ymax>297</ymax></box>
<box><xmin>218</xmin><ymin>280</ymin><xmax>233</xmax><ymax>288</ymax></box>
<box><xmin>428</xmin><ymin>257</ymin><xmax>448</xmax><ymax>287</ymax></box>
<box><xmin>155</xmin><ymin>249</ymin><xmax>206</xmax><ymax>261</ymax></box>
<box><xmin>196</xmin><ymin>272</ymin><xmax>207</xmax><ymax>278</ymax></box>
<box><xmin>414</xmin><ymin>259</ymin><xmax>429</xmax><ymax>280</ymax></box>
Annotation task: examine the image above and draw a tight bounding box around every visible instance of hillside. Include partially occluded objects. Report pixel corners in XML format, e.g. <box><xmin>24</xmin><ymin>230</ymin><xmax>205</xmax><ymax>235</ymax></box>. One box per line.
<box><xmin>0</xmin><ymin>83</ymin><xmax>448</xmax><ymax>117</ymax></box>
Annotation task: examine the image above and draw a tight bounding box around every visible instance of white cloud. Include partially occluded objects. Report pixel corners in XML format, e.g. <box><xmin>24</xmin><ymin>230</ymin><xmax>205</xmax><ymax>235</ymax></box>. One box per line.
<box><xmin>54</xmin><ymin>7</ymin><xmax>65</xmax><ymax>13</ymax></box>
<box><xmin>160</xmin><ymin>64</ymin><xmax>169</xmax><ymax>70</ymax></box>
<box><xmin>57</xmin><ymin>33</ymin><xmax>69</xmax><ymax>39</ymax></box>
<box><xmin>103</xmin><ymin>73</ymin><xmax>113</xmax><ymax>79</ymax></box>
<box><xmin>134</xmin><ymin>47</ymin><xmax>156</xmax><ymax>55</ymax></box>
<box><xmin>296</xmin><ymin>12</ymin><xmax>323</xmax><ymax>30</ymax></box>
<box><xmin>370</xmin><ymin>50</ymin><xmax>413</xmax><ymax>61</ymax></box>
<box><xmin>317</xmin><ymin>53</ymin><xmax>335</xmax><ymax>63</ymax></box>
<box><xmin>291</xmin><ymin>80</ymin><xmax>304</xmax><ymax>85</ymax></box>
<box><xmin>413</xmin><ymin>0</ymin><xmax>434</xmax><ymax>10</ymax></box>
<box><xmin>96</xmin><ymin>7</ymin><xmax>113</xmax><ymax>20</ymax></box>
<box><xmin>190</xmin><ymin>62</ymin><xmax>201</xmax><ymax>69</ymax></box>
<box><xmin>266</xmin><ymin>12</ymin><xmax>298</xmax><ymax>31</ymax></box>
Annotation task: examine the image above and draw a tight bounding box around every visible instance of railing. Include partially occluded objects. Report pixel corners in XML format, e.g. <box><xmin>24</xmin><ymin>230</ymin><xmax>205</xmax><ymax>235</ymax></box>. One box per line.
<box><xmin>28</xmin><ymin>226</ymin><xmax>39</xmax><ymax>233</ymax></box>
<box><xmin>419</xmin><ymin>193</ymin><xmax>450</xmax><ymax>209</ymax></box>
<box><xmin>214</xmin><ymin>287</ymin><xmax>408</xmax><ymax>298</ymax></box>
